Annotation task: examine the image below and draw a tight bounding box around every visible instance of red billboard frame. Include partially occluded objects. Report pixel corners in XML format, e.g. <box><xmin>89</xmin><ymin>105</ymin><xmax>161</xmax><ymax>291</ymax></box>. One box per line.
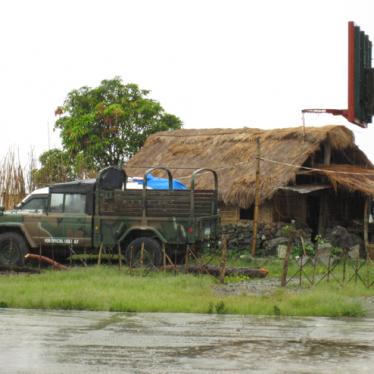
<box><xmin>347</xmin><ymin>21</ymin><xmax>356</xmax><ymax>125</ymax></box>
<box><xmin>303</xmin><ymin>21</ymin><xmax>372</xmax><ymax>128</ymax></box>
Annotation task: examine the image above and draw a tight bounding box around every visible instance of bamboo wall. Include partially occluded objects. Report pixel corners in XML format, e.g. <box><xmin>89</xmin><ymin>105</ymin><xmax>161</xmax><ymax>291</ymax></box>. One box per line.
<box><xmin>219</xmin><ymin>201</ymin><xmax>274</xmax><ymax>225</ymax></box>
<box><xmin>219</xmin><ymin>204</ymin><xmax>239</xmax><ymax>225</ymax></box>
<box><xmin>272</xmin><ymin>192</ymin><xmax>307</xmax><ymax>224</ymax></box>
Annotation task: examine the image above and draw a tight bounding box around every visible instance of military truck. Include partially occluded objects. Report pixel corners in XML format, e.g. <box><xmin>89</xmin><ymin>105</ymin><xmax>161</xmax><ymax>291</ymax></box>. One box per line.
<box><xmin>0</xmin><ymin>166</ymin><xmax>220</xmax><ymax>267</ymax></box>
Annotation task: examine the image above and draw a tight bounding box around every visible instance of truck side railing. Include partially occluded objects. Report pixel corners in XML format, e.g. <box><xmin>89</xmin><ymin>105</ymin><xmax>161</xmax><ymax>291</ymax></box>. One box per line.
<box><xmin>143</xmin><ymin>167</ymin><xmax>173</xmax><ymax>191</ymax></box>
<box><xmin>142</xmin><ymin>167</ymin><xmax>174</xmax><ymax>218</ymax></box>
<box><xmin>190</xmin><ymin>168</ymin><xmax>218</xmax><ymax>218</ymax></box>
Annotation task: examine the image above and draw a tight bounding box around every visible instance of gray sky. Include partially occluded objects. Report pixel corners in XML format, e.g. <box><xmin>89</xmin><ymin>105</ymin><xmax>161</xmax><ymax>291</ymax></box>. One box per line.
<box><xmin>1</xmin><ymin>0</ymin><xmax>374</xmax><ymax>165</ymax></box>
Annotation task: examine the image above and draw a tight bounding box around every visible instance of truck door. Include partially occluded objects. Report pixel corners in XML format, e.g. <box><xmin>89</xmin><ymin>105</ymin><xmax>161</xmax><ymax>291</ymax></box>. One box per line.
<box><xmin>18</xmin><ymin>194</ymin><xmax>48</xmax><ymax>247</ymax></box>
<box><xmin>40</xmin><ymin>192</ymin><xmax>92</xmax><ymax>250</ymax></box>
<box><xmin>60</xmin><ymin>193</ymin><xmax>92</xmax><ymax>249</ymax></box>
<box><xmin>40</xmin><ymin>192</ymin><xmax>66</xmax><ymax>246</ymax></box>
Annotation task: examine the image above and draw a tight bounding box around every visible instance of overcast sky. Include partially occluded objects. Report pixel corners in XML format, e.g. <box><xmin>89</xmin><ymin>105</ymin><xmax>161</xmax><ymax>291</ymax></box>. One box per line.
<box><xmin>1</xmin><ymin>0</ymin><xmax>374</xmax><ymax>165</ymax></box>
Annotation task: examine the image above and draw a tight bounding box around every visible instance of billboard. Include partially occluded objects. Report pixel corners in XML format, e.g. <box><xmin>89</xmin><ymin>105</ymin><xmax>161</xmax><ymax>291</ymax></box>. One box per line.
<box><xmin>346</xmin><ymin>21</ymin><xmax>374</xmax><ymax>128</ymax></box>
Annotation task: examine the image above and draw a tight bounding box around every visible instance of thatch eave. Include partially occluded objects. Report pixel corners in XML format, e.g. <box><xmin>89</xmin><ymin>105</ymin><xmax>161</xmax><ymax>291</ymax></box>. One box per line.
<box><xmin>310</xmin><ymin>164</ymin><xmax>374</xmax><ymax>197</ymax></box>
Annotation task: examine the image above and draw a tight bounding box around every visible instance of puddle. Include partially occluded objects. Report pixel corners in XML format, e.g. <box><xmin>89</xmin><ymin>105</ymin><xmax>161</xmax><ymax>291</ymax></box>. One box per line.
<box><xmin>0</xmin><ymin>309</ymin><xmax>373</xmax><ymax>373</ymax></box>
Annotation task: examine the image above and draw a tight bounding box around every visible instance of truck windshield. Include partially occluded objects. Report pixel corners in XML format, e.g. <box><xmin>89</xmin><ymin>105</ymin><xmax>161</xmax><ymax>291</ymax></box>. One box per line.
<box><xmin>20</xmin><ymin>197</ymin><xmax>47</xmax><ymax>211</ymax></box>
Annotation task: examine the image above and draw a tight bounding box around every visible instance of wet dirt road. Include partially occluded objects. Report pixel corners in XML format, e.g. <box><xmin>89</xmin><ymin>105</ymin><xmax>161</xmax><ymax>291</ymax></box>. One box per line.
<box><xmin>0</xmin><ymin>308</ymin><xmax>374</xmax><ymax>373</ymax></box>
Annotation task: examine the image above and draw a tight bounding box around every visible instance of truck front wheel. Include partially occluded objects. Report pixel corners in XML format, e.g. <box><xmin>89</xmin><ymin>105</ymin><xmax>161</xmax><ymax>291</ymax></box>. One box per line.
<box><xmin>125</xmin><ymin>237</ymin><xmax>162</xmax><ymax>268</ymax></box>
<box><xmin>0</xmin><ymin>232</ymin><xmax>28</xmax><ymax>267</ymax></box>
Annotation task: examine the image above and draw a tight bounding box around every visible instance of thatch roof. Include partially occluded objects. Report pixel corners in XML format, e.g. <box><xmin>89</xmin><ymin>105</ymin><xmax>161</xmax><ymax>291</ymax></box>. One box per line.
<box><xmin>126</xmin><ymin>125</ymin><xmax>374</xmax><ymax>208</ymax></box>
<box><xmin>311</xmin><ymin>164</ymin><xmax>374</xmax><ymax>197</ymax></box>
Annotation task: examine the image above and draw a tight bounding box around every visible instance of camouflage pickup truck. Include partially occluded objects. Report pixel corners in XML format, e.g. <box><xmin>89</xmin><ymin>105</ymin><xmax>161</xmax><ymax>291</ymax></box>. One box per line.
<box><xmin>0</xmin><ymin>166</ymin><xmax>220</xmax><ymax>267</ymax></box>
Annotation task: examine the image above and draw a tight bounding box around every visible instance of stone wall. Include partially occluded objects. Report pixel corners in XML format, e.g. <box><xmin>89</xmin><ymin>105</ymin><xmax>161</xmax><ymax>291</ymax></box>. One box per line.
<box><xmin>222</xmin><ymin>221</ymin><xmax>311</xmax><ymax>256</ymax></box>
<box><xmin>221</xmin><ymin>222</ymin><xmax>364</xmax><ymax>257</ymax></box>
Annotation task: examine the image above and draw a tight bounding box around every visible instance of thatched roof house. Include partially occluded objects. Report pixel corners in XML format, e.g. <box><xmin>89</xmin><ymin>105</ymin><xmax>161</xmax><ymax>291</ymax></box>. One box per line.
<box><xmin>127</xmin><ymin>125</ymin><xmax>374</xmax><ymax>234</ymax></box>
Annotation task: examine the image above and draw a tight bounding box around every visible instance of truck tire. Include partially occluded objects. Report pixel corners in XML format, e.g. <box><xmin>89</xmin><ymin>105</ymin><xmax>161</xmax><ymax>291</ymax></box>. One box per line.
<box><xmin>0</xmin><ymin>232</ymin><xmax>28</xmax><ymax>267</ymax></box>
<box><xmin>125</xmin><ymin>237</ymin><xmax>162</xmax><ymax>268</ymax></box>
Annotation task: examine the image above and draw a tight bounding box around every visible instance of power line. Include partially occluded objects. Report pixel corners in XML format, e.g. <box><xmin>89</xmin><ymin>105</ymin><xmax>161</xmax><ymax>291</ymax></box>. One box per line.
<box><xmin>259</xmin><ymin>157</ymin><xmax>374</xmax><ymax>176</ymax></box>
<box><xmin>126</xmin><ymin>157</ymin><xmax>374</xmax><ymax>178</ymax></box>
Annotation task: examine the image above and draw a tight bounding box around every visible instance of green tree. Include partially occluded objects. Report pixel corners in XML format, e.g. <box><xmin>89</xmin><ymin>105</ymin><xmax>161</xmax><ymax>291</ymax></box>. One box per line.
<box><xmin>32</xmin><ymin>149</ymin><xmax>95</xmax><ymax>187</ymax></box>
<box><xmin>32</xmin><ymin>149</ymin><xmax>72</xmax><ymax>187</ymax></box>
<box><xmin>54</xmin><ymin>77</ymin><xmax>183</xmax><ymax>169</ymax></box>
<box><xmin>33</xmin><ymin>148</ymin><xmax>97</xmax><ymax>187</ymax></box>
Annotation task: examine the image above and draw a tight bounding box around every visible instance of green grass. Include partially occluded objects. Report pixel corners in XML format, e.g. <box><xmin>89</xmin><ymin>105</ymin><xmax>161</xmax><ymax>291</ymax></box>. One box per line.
<box><xmin>0</xmin><ymin>266</ymin><xmax>371</xmax><ymax>317</ymax></box>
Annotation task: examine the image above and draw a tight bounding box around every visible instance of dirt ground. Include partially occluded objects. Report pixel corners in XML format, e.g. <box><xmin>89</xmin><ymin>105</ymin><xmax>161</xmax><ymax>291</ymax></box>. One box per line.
<box><xmin>214</xmin><ymin>278</ymin><xmax>374</xmax><ymax>317</ymax></box>
<box><xmin>213</xmin><ymin>278</ymin><xmax>303</xmax><ymax>296</ymax></box>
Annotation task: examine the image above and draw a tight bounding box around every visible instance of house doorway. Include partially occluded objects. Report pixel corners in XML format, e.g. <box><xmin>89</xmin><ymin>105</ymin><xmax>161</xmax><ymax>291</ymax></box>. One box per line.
<box><xmin>306</xmin><ymin>194</ymin><xmax>320</xmax><ymax>240</ymax></box>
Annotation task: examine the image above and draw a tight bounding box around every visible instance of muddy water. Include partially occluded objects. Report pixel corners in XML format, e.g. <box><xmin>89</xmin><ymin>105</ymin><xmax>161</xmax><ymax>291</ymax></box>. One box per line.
<box><xmin>0</xmin><ymin>309</ymin><xmax>373</xmax><ymax>373</ymax></box>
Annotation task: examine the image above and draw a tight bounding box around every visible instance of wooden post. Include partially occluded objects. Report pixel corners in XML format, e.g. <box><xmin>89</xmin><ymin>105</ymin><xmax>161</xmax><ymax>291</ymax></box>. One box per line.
<box><xmin>129</xmin><ymin>246</ymin><xmax>134</xmax><ymax>269</ymax></box>
<box><xmin>97</xmin><ymin>242</ymin><xmax>103</xmax><ymax>266</ymax></box>
<box><xmin>185</xmin><ymin>245</ymin><xmax>190</xmax><ymax>271</ymax></box>
<box><xmin>162</xmin><ymin>243</ymin><xmax>166</xmax><ymax>272</ymax></box>
<box><xmin>342</xmin><ymin>250</ymin><xmax>347</xmax><ymax>283</ymax></box>
<box><xmin>280</xmin><ymin>239</ymin><xmax>292</xmax><ymax>287</ymax></box>
<box><xmin>364</xmin><ymin>197</ymin><xmax>369</xmax><ymax>256</ymax></box>
<box><xmin>140</xmin><ymin>241</ymin><xmax>144</xmax><ymax>267</ymax></box>
<box><xmin>299</xmin><ymin>255</ymin><xmax>303</xmax><ymax>287</ymax></box>
<box><xmin>39</xmin><ymin>243</ymin><xmax>42</xmax><ymax>272</ymax></box>
<box><xmin>318</xmin><ymin>137</ymin><xmax>331</xmax><ymax>236</ymax></box>
<box><xmin>69</xmin><ymin>244</ymin><xmax>73</xmax><ymax>268</ymax></box>
<box><xmin>323</xmin><ymin>137</ymin><xmax>331</xmax><ymax>165</ymax></box>
<box><xmin>219</xmin><ymin>236</ymin><xmax>228</xmax><ymax>284</ymax></box>
<box><xmin>118</xmin><ymin>243</ymin><xmax>122</xmax><ymax>270</ymax></box>
<box><xmin>312</xmin><ymin>241</ymin><xmax>319</xmax><ymax>285</ymax></box>
<box><xmin>364</xmin><ymin>197</ymin><xmax>371</xmax><ymax>287</ymax></box>
<box><xmin>251</xmin><ymin>138</ymin><xmax>261</xmax><ymax>256</ymax></box>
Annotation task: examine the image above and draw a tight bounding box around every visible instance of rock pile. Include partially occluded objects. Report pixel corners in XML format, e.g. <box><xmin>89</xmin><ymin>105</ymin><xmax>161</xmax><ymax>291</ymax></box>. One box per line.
<box><xmin>222</xmin><ymin>222</ymin><xmax>364</xmax><ymax>257</ymax></box>
<box><xmin>324</xmin><ymin>225</ymin><xmax>364</xmax><ymax>258</ymax></box>
<box><xmin>221</xmin><ymin>221</ymin><xmax>312</xmax><ymax>256</ymax></box>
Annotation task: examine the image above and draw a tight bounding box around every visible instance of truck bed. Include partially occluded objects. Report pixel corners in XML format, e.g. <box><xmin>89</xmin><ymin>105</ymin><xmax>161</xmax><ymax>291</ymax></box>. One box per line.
<box><xmin>99</xmin><ymin>189</ymin><xmax>217</xmax><ymax>217</ymax></box>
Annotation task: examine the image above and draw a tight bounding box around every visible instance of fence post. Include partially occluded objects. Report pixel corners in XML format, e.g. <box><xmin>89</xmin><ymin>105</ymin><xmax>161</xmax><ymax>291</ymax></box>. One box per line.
<box><xmin>97</xmin><ymin>242</ymin><xmax>103</xmax><ymax>266</ymax></box>
<box><xmin>342</xmin><ymin>250</ymin><xmax>347</xmax><ymax>284</ymax></box>
<box><xmin>185</xmin><ymin>245</ymin><xmax>190</xmax><ymax>271</ymax></box>
<box><xmin>69</xmin><ymin>244</ymin><xmax>73</xmax><ymax>268</ymax></box>
<box><xmin>299</xmin><ymin>255</ymin><xmax>303</xmax><ymax>287</ymax></box>
<box><xmin>281</xmin><ymin>239</ymin><xmax>292</xmax><ymax>287</ymax></box>
<box><xmin>312</xmin><ymin>242</ymin><xmax>319</xmax><ymax>285</ymax></box>
<box><xmin>140</xmin><ymin>241</ymin><xmax>144</xmax><ymax>267</ymax></box>
<box><xmin>118</xmin><ymin>243</ymin><xmax>122</xmax><ymax>270</ymax></box>
<box><xmin>39</xmin><ymin>243</ymin><xmax>42</xmax><ymax>272</ymax></box>
<box><xmin>162</xmin><ymin>243</ymin><xmax>166</xmax><ymax>272</ymax></box>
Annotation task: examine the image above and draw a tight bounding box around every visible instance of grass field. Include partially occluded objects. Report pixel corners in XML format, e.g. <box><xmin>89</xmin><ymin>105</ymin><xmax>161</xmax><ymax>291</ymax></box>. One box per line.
<box><xmin>0</xmin><ymin>265</ymin><xmax>371</xmax><ymax>317</ymax></box>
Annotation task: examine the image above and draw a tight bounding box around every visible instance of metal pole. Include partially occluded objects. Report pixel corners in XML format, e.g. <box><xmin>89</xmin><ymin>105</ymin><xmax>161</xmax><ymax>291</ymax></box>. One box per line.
<box><xmin>251</xmin><ymin>138</ymin><xmax>261</xmax><ymax>256</ymax></box>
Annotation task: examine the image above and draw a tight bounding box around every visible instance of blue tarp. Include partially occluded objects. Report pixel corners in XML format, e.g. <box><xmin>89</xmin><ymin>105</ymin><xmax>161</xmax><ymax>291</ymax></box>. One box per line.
<box><xmin>129</xmin><ymin>175</ymin><xmax>187</xmax><ymax>190</ymax></box>
<box><xmin>146</xmin><ymin>174</ymin><xmax>187</xmax><ymax>190</ymax></box>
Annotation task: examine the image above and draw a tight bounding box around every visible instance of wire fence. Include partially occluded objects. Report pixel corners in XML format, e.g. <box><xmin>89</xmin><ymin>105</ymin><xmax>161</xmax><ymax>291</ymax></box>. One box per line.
<box><xmin>283</xmin><ymin>251</ymin><xmax>374</xmax><ymax>288</ymax></box>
